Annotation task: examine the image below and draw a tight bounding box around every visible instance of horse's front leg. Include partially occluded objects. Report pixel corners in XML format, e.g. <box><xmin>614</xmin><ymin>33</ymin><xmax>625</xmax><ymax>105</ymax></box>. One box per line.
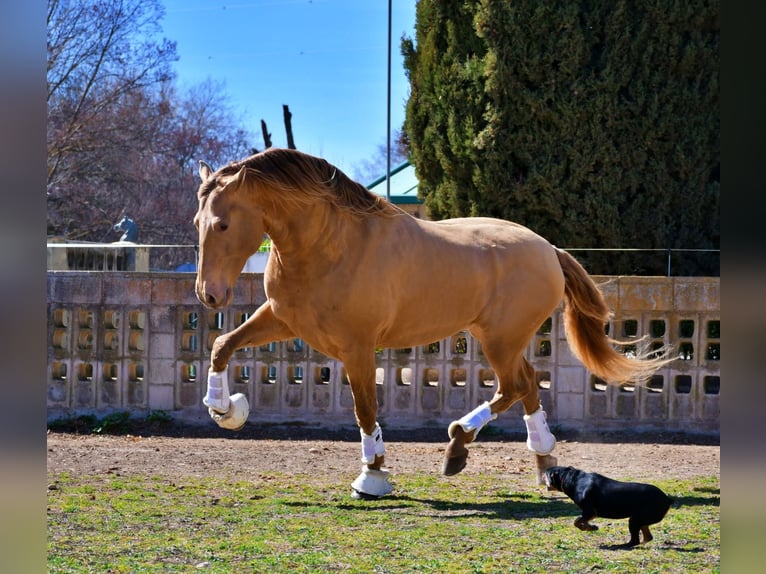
<box><xmin>209</xmin><ymin>301</ymin><xmax>294</xmax><ymax>372</ymax></box>
<box><xmin>342</xmin><ymin>350</ymin><xmax>393</xmax><ymax>499</ymax></box>
<box><xmin>203</xmin><ymin>301</ymin><xmax>294</xmax><ymax>430</ymax></box>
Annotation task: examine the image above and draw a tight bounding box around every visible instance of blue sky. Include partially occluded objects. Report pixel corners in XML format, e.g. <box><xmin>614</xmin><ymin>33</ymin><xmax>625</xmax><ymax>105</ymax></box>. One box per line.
<box><xmin>161</xmin><ymin>0</ymin><xmax>416</xmax><ymax>181</ymax></box>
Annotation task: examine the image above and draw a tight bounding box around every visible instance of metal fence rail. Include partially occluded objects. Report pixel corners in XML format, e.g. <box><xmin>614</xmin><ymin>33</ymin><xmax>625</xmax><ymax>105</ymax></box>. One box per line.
<box><xmin>47</xmin><ymin>243</ymin><xmax>720</xmax><ymax>277</ymax></box>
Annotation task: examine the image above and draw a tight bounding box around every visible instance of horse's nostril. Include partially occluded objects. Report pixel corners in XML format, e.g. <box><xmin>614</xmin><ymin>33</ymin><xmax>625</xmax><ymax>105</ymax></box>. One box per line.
<box><xmin>206</xmin><ymin>293</ymin><xmax>217</xmax><ymax>306</ymax></box>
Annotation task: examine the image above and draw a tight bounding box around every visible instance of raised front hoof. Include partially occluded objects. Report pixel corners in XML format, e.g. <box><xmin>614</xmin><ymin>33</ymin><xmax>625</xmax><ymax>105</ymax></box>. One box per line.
<box><xmin>534</xmin><ymin>453</ymin><xmax>558</xmax><ymax>485</ymax></box>
<box><xmin>207</xmin><ymin>393</ymin><xmax>249</xmax><ymax>431</ymax></box>
<box><xmin>350</xmin><ymin>467</ymin><xmax>393</xmax><ymax>499</ymax></box>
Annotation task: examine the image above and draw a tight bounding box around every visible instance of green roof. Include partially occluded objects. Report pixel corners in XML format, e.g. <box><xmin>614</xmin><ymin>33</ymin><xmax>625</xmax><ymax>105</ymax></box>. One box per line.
<box><xmin>367</xmin><ymin>161</ymin><xmax>422</xmax><ymax>204</ymax></box>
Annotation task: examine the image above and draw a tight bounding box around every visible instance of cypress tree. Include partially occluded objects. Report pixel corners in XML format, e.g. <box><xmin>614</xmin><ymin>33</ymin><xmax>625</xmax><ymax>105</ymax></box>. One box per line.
<box><xmin>402</xmin><ymin>0</ymin><xmax>490</xmax><ymax>218</ymax></box>
<box><xmin>403</xmin><ymin>0</ymin><xmax>719</xmax><ymax>275</ymax></box>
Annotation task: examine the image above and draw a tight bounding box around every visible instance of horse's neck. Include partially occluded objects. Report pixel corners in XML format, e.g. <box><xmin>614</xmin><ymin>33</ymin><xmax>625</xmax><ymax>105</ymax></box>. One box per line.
<box><xmin>264</xmin><ymin>203</ymin><xmax>354</xmax><ymax>270</ymax></box>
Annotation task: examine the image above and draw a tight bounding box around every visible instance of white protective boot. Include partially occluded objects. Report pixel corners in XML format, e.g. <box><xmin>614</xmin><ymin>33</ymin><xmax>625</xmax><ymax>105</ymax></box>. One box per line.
<box><xmin>447</xmin><ymin>401</ymin><xmax>497</xmax><ymax>440</ymax></box>
<box><xmin>203</xmin><ymin>367</ymin><xmax>249</xmax><ymax>431</ymax></box>
<box><xmin>350</xmin><ymin>423</ymin><xmax>393</xmax><ymax>498</ymax></box>
<box><xmin>523</xmin><ymin>405</ymin><xmax>556</xmax><ymax>455</ymax></box>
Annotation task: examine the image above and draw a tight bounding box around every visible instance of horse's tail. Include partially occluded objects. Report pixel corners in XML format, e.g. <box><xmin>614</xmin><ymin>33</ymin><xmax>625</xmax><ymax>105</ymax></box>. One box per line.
<box><xmin>555</xmin><ymin>248</ymin><xmax>672</xmax><ymax>383</ymax></box>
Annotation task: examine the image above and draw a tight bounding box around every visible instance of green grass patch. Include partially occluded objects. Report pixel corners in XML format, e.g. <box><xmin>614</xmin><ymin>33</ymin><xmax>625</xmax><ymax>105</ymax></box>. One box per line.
<box><xmin>48</xmin><ymin>472</ymin><xmax>719</xmax><ymax>573</ymax></box>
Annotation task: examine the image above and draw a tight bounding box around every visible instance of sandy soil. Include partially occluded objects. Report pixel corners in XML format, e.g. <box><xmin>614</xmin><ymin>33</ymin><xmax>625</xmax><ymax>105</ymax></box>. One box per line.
<box><xmin>47</xmin><ymin>424</ymin><xmax>719</xmax><ymax>484</ymax></box>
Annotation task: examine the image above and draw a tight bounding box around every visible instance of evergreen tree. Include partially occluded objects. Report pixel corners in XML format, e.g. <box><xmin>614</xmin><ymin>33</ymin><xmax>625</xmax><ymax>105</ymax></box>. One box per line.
<box><xmin>403</xmin><ymin>0</ymin><xmax>719</xmax><ymax>275</ymax></box>
<box><xmin>402</xmin><ymin>0</ymin><xmax>490</xmax><ymax>218</ymax></box>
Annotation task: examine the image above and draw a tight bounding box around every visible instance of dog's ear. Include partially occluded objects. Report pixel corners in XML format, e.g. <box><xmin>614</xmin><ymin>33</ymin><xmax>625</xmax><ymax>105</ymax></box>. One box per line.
<box><xmin>544</xmin><ymin>467</ymin><xmax>558</xmax><ymax>479</ymax></box>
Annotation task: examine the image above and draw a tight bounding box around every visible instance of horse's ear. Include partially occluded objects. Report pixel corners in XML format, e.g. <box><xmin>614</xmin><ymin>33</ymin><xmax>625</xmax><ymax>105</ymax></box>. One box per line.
<box><xmin>218</xmin><ymin>166</ymin><xmax>248</xmax><ymax>194</ymax></box>
<box><xmin>234</xmin><ymin>165</ymin><xmax>248</xmax><ymax>187</ymax></box>
<box><xmin>198</xmin><ymin>160</ymin><xmax>214</xmax><ymax>181</ymax></box>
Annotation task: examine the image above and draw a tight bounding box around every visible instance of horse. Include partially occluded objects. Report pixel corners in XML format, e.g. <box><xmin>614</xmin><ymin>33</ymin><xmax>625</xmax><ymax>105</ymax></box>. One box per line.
<box><xmin>193</xmin><ymin>147</ymin><xmax>671</xmax><ymax>499</ymax></box>
<box><xmin>112</xmin><ymin>215</ymin><xmax>138</xmax><ymax>270</ymax></box>
<box><xmin>113</xmin><ymin>215</ymin><xmax>138</xmax><ymax>242</ymax></box>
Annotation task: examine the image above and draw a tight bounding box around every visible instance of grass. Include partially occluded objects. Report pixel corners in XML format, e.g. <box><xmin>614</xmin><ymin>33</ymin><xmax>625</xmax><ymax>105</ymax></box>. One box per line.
<box><xmin>47</xmin><ymin>470</ymin><xmax>719</xmax><ymax>573</ymax></box>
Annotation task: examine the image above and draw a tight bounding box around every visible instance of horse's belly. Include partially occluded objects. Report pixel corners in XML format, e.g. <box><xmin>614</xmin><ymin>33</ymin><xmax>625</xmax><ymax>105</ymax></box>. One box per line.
<box><xmin>372</xmin><ymin>239</ymin><xmax>562</xmax><ymax>348</ymax></box>
<box><xmin>375</xmin><ymin>295</ymin><xmax>480</xmax><ymax>348</ymax></box>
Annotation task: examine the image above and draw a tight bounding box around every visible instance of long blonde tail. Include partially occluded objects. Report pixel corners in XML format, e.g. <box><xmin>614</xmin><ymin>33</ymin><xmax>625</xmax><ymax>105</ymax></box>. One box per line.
<box><xmin>555</xmin><ymin>248</ymin><xmax>672</xmax><ymax>383</ymax></box>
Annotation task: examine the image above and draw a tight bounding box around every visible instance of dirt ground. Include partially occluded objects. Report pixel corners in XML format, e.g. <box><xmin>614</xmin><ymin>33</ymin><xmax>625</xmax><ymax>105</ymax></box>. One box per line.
<box><xmin>47</xmin><ymin>423</ymin><xmax>719</xmax><ymax>484</ymax></box>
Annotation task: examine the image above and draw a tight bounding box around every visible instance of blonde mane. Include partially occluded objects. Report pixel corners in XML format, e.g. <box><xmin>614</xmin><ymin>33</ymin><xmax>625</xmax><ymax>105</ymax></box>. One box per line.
<box><xmin>217</xmin><ymin>148</ymin><xmax>402</xmax><ymax>219</ymax></box>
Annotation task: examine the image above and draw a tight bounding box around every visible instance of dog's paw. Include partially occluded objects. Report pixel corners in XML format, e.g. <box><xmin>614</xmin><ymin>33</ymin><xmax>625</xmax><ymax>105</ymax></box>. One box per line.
<box><xmin>575</xmin><ymin>519</ymin><xmax>598</xmax><ymax>532</ymax></box>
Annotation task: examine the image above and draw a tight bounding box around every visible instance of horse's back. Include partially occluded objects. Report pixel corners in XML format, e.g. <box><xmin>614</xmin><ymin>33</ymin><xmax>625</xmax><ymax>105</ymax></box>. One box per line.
<box><xmin>426</xmin><ymin>217</ymin><xmax>550</xmax><ymax>251</ymax></box>
<box><xmin>413</xmin><ymin>216</ymin><xmax>561</xmax><ymax>278</ymax></box>
<box><xmin>366</xmin><ymin>215</ymin><xmax>565</xmax><ymax>347</ymax></box>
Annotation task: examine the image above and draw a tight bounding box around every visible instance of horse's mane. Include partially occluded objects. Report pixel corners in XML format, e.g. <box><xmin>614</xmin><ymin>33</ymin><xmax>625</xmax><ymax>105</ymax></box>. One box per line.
<box><xmin>217</xmin><ymin>148</ymin><xmax>401</xmax><ymax>219</ymax></box>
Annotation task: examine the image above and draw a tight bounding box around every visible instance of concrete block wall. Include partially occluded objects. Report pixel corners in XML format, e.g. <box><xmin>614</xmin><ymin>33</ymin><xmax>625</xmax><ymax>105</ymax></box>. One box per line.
<box><xmin>47</xmin><ymin>272</ymin><xmax>719</xmax><ymax>434</ymax></box>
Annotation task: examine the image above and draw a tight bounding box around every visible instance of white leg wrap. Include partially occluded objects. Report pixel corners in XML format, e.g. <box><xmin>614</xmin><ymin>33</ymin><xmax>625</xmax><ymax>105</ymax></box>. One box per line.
<box><xmin>203</xmin><ymin>367</ymin><xmax>230</xmax><ymax>414</ymax></box>
<box><xmin>360</xmin><ymin>423</ymin><xmax>385</xmax><ymax>464</ymax></box>
<box><xmin>203</xmin><ymin>367</ymin><xmax>250</xmax><ymax>431</ymax></box>
<box><xmin>524</xmin><ymin>406</ymin><xmax>556</xmax><ymax>455</ymax></box>
<box><xmin>448</xmin><ymin>401</ymin><xmax>497</xmax><ymax>439</ymax></box>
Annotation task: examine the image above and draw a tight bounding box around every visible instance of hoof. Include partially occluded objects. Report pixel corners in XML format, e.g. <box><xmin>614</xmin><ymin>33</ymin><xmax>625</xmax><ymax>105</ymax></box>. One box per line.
<box><xmin>443</xmin><ymin>434</ymin><xmax>469</xmax><ymax>476</ymax></box>
<box><xmin>534</xmin><ymin>454</ymin><xmax>558</xmax><ymax>485</ymax></box>
<box><xmin>350</xmin><ymin>467</ymin><xmax>393</xmax><ymax>498</ymax></box>
<box><xmin>442</xmin><ymin>442</ymin><xmax>469</xmax><ymax>476</ymax></box>
<box><xmin>351</xmin><ymin>489</ymin><xmax>381</xmax><ymax>501</ymax></box>
<box><xmin>443</xmin><ymin>425</ymin><xmax>474</xmax><ymax>476</ymax></box>
<box><xmin>208</xmin><ymin>393</ymin><xmax>249</xmax><ymax>431</ymax></box>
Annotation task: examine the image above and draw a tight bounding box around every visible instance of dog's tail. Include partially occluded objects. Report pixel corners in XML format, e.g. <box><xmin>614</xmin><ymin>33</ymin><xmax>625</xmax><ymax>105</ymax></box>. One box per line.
<box><xmin>555</xmin><ymin>248</ymin><xmax>674</xmax><ymax>383</ymax></box>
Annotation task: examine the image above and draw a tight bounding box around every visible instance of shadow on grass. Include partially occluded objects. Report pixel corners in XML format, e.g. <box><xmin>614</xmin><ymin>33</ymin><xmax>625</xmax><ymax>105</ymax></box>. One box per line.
<box><xmin>290</xmin><ymin>492</ymin><xmax>574</xmax><ymax>521</ymax></box>
<box><xmin>598</xmin><ymin>541</ymin><xmax>707</xmax><ymax>553</ymax></box>
<box><xmin>673</xmin><ymin>493</ymin><xmax>720</xmax><ymax>508</ymax></box>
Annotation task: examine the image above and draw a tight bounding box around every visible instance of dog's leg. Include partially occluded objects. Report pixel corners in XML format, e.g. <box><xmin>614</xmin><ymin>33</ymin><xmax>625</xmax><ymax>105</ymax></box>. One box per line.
<box><xmin>574</xmin><ymin>515</ymin><xmax>598</xmax><ymax>532</ymax></box>
<box><xmin>640</xmin><ymin>525</ymin><xmax>653</xmax><ymax>544</ymax></box>
<box><xmin>626</xmin><ymin>519</ymin><xmax>642</xmax><ymax>546</ymax></box>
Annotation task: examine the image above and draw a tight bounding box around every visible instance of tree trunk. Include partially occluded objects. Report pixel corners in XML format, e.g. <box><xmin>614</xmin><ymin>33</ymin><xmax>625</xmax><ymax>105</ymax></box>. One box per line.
<box><xmin>261</xmin><ymin>119</ymin><xmax>272</xmax><ymax>148</ymax></box>
<box><xmin>283</xmin><ymin>104</ymin><xmax>296</xmax><ymax>149</ymax></box>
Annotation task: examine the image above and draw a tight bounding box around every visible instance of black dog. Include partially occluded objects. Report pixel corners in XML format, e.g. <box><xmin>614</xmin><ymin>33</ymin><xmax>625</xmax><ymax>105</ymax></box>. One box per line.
<box><xmin>544</xmin><ymin>465</ymin><xmax>673</xmax><ymax>547</ymax></box>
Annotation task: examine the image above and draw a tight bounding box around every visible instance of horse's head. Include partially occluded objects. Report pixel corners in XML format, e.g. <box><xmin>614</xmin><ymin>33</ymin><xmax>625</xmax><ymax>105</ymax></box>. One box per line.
<box><xmin>113</xmin><ymin>215</ymin><xmax>137</xmax><ymax>242</ymax></box>
<box><xmin>113</xmin><ymin>216</ymin><xmax>127</xmax><ymax>232</ymax></box>
<box><xmin>194</xmin><ymin>160</ymin><xmax>265</xmax><ymax>309</ymax></box>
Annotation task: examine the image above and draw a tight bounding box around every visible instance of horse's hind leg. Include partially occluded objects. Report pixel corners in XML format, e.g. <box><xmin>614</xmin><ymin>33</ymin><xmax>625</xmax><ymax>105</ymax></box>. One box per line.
<box><xmin>443</xmin><ymin>345</ymin><xmax>557</xmax><ymax>482</ymax></box>
<box><xmin>514</xmin><ymin>358</ymin><xmax>559</xmax><ymax>483</ymax></box>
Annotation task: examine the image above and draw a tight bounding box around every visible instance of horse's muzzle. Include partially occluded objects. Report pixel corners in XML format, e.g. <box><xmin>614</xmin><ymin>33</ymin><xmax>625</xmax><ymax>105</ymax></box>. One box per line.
<box><xmin>196</xmin><ymin>282</ymin><xmax>231</xmax><ymax>309</ymax></box>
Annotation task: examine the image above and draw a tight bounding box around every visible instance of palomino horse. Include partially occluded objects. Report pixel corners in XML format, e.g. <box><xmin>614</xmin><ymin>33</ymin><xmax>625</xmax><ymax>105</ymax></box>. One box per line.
<box><xmin>194</xmin><ymin>148</ymin><xmax>669</xmax><ymax>498</ymax></box>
